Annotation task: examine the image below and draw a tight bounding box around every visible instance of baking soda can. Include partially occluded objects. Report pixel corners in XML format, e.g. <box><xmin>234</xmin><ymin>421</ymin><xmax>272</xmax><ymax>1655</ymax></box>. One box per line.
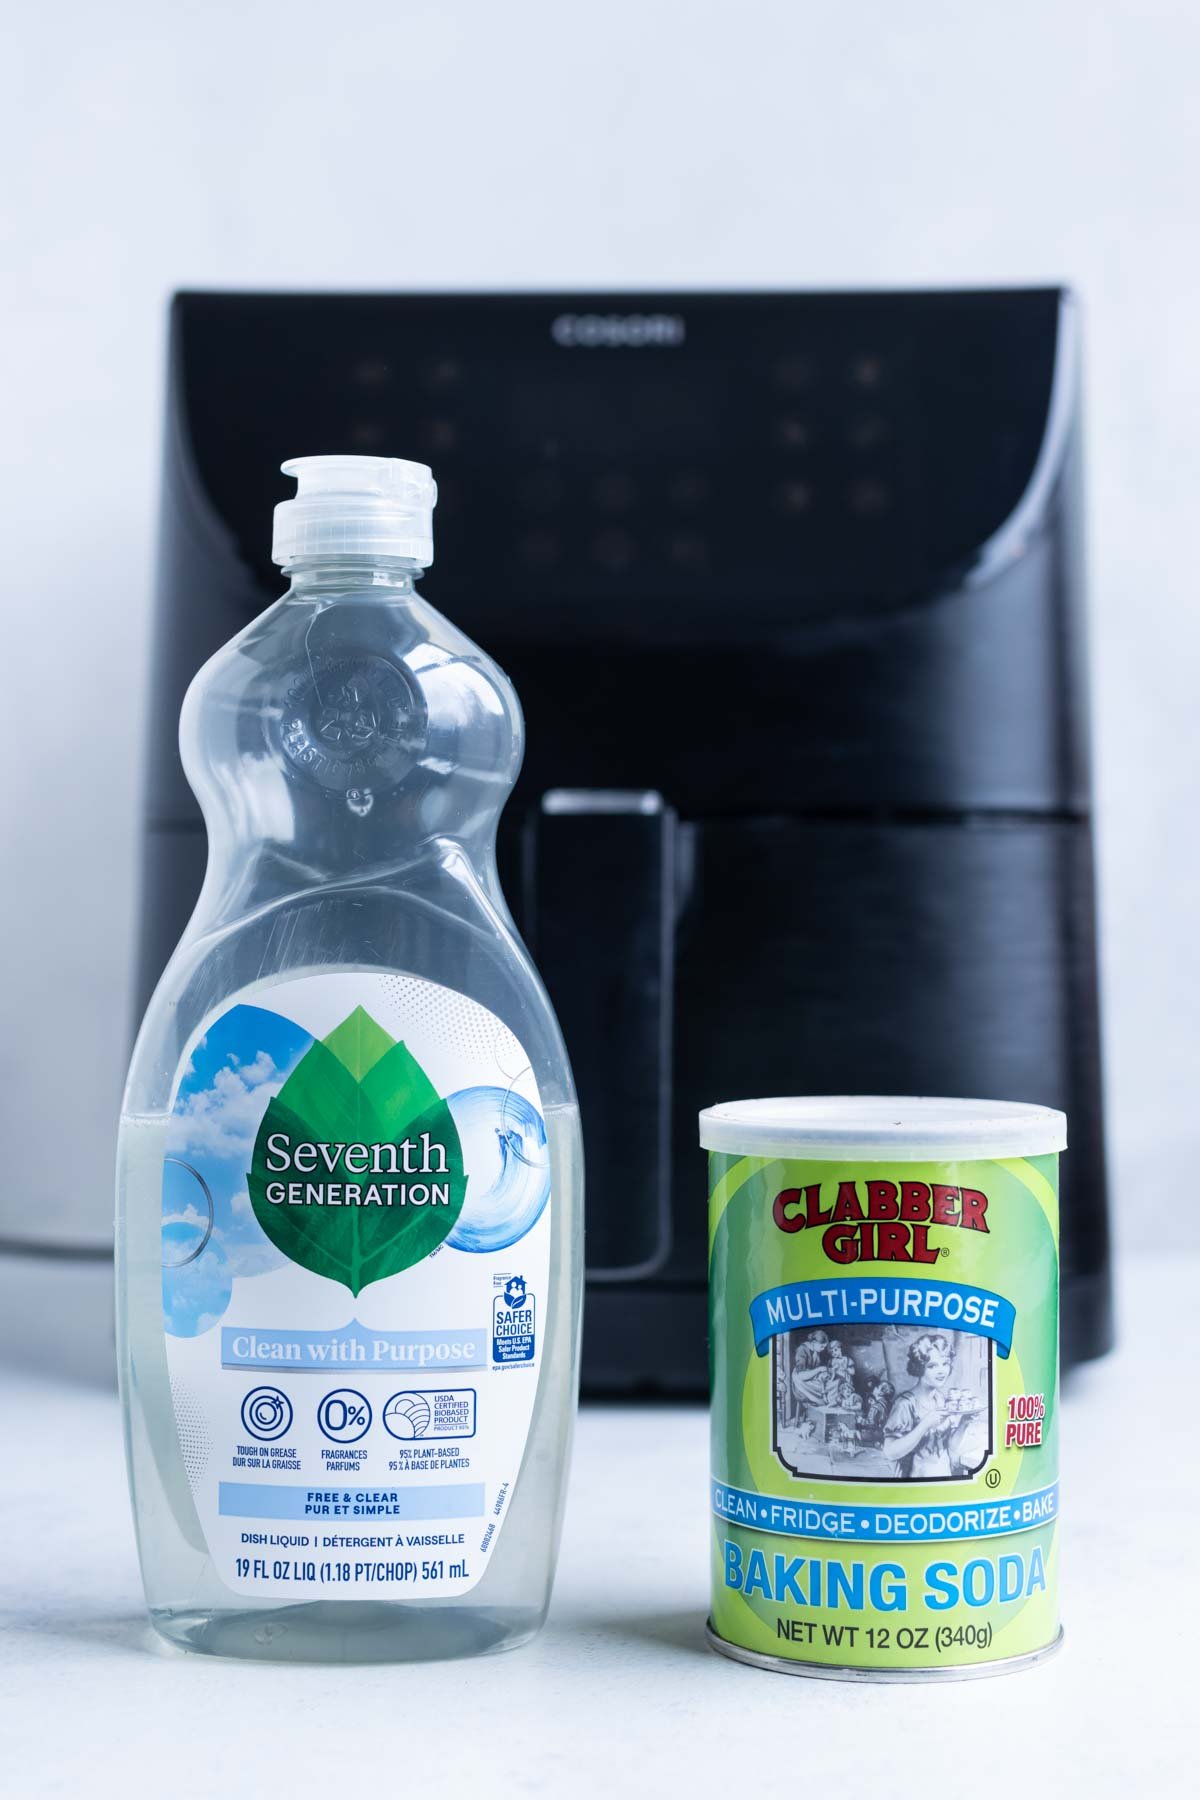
<box><xmin>701</xmin><ymin>1097</ymin><xmax>1065</xmax><ymax>1680</ymax></box>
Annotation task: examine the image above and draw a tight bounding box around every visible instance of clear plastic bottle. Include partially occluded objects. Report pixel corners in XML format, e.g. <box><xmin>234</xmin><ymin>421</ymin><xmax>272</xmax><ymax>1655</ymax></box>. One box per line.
<box><xmin>117</xmin><ymin>456</ymin><xmax>583</xmax><ymax>1662</ymax></box>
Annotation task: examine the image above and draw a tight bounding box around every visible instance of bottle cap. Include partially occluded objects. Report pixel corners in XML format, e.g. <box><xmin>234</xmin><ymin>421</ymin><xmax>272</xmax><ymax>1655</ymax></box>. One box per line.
<box><xmin>698</xmin><ymin>1095</ymin><xmax>1068</xmax><ymax>1161</ymax></box>
<box><xmin>272</xmin><ymin>455</ymin><xmax>436</xmax><ymax>567</ymax></box>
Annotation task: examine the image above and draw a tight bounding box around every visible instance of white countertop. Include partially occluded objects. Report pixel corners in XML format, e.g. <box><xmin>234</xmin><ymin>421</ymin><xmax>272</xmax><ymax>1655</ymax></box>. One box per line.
<box><xmin>0</xmin><ymin>1254</ymin><xmax>1194</xmax><ymax>1798</ymax></box>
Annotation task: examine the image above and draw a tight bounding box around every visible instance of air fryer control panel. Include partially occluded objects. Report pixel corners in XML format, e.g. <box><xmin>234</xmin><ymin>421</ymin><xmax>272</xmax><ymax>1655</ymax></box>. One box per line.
<box><xmin>178</xmin><ymin>290</ymin><xmax>1060</xmax><ymax>641</ymax></box>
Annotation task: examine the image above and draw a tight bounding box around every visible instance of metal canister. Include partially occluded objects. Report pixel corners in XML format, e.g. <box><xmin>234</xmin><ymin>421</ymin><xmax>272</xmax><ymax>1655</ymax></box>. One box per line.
<box><xmin>701</xmin><ymin>1096</ymin><xmax>1065</xmax><ymax>1680</ymax></box>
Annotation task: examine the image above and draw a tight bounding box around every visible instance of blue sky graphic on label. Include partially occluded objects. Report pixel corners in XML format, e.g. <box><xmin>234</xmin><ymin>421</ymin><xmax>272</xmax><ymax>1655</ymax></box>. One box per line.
<box><xmin>162</xmin><ymin>1005</ymin><xmax>312</xmax><ymax>1336</ymax></box>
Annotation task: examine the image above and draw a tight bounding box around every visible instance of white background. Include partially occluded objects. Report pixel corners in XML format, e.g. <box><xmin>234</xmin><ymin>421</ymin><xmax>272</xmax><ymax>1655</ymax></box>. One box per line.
<box><xmin>4</xmin><ymin>0</ymin><xmax>1197</xmax><ymax>1246</ymax></box>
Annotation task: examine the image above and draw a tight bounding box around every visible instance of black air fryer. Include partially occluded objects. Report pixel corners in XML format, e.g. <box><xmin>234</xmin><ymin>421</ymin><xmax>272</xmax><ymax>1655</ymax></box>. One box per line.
<box><xmin>140</xmin><ymin>288</ymin><xmax>1111</xmax><ymax>1392</ymax></box>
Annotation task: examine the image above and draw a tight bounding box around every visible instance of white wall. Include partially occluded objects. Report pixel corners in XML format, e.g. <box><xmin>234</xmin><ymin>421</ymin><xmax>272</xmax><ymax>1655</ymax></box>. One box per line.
<box><xmin>4</xmin><ymin>0</ymin><xmax>1197</xmax><ymax>1247</ymax></box>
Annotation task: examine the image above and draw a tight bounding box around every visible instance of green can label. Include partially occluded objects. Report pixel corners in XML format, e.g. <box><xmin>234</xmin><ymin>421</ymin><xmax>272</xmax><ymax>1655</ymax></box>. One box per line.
<box><xmin>708</xmin><ymin>1153</ymin><xmax>1059</xmax><ymax>1673</ymax></box>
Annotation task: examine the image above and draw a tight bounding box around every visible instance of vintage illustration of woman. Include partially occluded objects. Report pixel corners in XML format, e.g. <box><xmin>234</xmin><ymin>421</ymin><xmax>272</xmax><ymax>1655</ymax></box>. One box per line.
<box><xmin>788</xmin><ymin>1330</ymin><xmax>830</xmax><ymax>1421</ymax></box>
<box><xmin>883</xmin><ymin>1333</ymin><xmax>957</xmax><ymax>1478</ymax></box>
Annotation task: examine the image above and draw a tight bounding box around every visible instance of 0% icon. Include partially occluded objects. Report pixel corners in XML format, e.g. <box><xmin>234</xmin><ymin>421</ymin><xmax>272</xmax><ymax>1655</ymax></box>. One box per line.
<box><xmin>317</xmin><ymin>1388</ymin><xmax>372</xmax><ymax>1443</ymax></box>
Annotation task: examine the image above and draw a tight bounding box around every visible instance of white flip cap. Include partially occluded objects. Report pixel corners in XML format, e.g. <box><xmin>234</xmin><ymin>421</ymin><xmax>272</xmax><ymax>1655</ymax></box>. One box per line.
<box><xmin>698</xmin><ymin>1096</ymin><xmax>1068</xmax><ymax>1162</ymax></box>
<box><xmin>272</xmin><ymin>454</ymin><xmax>437</xmax><ymax>567</ymax></box>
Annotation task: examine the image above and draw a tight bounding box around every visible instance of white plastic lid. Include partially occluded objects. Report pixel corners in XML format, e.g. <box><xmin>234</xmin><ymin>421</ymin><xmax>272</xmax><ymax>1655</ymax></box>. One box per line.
<box><xmin>272</xmin><ymin>455</ymin><xmax>436</xmax><ymax>567</ymax></box>
<box><xmin>698</xmin><ymin>1096</ymin><xmax>1067</xmax><ymax>1162</ymax></box>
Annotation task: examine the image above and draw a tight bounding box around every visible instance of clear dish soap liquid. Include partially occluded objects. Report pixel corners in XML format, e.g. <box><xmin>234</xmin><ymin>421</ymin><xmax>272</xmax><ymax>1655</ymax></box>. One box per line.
<box><xmin>117</xmin><ymin>455</ymin><xmax>583</xmax><ymax>1662</ymax></box>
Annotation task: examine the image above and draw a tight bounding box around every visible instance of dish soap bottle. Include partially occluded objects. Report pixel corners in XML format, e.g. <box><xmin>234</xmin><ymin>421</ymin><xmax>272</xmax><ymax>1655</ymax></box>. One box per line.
<box><xmin>117</xmin><ymin>455</ymin><xmax>583</xmax><ymax>1662</ymax></box>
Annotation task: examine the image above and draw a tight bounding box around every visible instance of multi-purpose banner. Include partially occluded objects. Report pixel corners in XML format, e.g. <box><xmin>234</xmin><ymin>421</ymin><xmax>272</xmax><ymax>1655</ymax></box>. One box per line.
<box><xmin>748</xmin><ymin>1278</ymin><xmax>1017</xmax><ymax>1360</ymax></box>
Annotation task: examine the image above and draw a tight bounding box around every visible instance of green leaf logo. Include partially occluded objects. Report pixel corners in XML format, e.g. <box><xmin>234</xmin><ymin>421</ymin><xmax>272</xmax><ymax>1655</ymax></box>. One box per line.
<box><xmin>247</xmin><ymin>1007</ymin><xmax>465</xmax><ymax>1295</ymax></box>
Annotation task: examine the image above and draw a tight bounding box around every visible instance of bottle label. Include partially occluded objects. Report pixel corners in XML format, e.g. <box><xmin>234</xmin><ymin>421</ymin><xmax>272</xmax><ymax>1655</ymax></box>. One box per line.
<box><xmin>161</xmin><ymin>971</ymin><xmax>552</xmax><ymax>1601</ymax></box>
